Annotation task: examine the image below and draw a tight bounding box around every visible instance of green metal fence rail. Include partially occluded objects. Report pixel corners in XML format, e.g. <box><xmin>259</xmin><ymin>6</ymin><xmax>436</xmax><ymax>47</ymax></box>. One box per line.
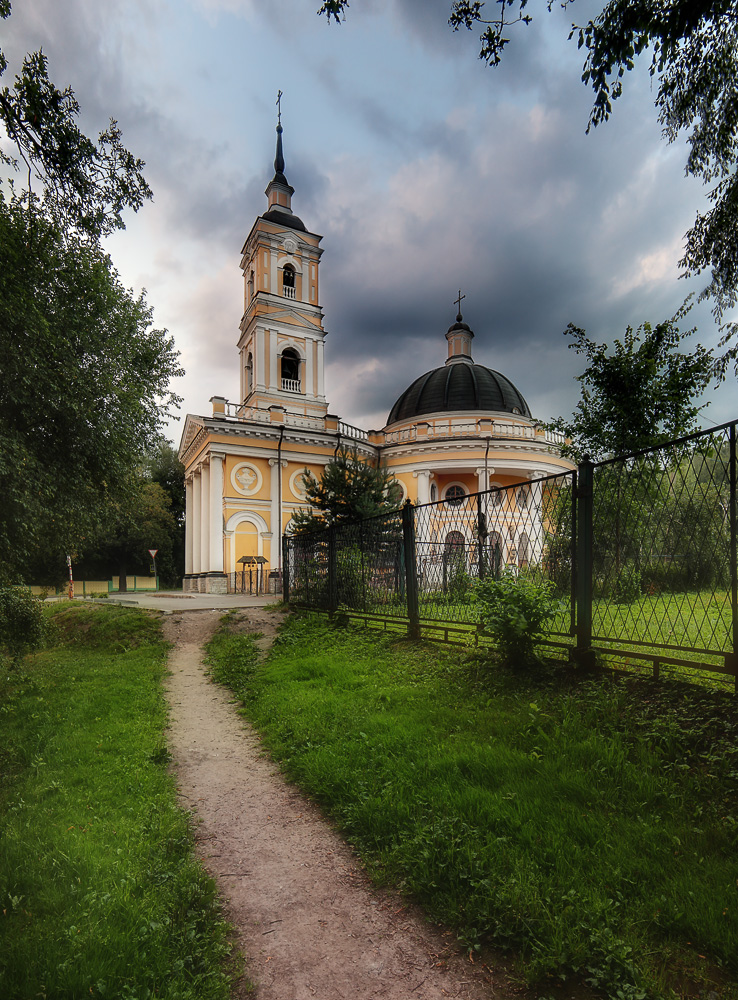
<box><xmin>284</xmin><ymin>419</ymin><xmax>738</xmax><ymax>690</ymax></box>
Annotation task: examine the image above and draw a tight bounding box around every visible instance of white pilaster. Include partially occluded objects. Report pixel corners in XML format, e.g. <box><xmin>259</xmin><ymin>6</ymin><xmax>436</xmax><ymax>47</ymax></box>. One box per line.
<box><xmin>268</xmin><ymin>458</ymin><xmax>288</xmax><ymax>568</ymax></box>
<box><xmin>209</xmin><ymin>454</ymin><xmax>224</xmax><ymax>573</ymax></box>
<box><xmin>269</xmin><ymin>329</ymin><xmax>278</xmax><ymax>391</ymax></box>
<box><xmin>256</xmin><ymin>327</ymin><xmax>266</xmax><ymax>390</ymax></box>
<box><xmin>316</xmin><ymin>339</ymin><xmax>325</xmax><ymax>399</ymax></box>
<box><xmin>200</xmin><ymin>461</ymin><xmax>210</xmax><ymax>573</ymax></box>
<box><xmin>305</xmin><ymin>338</ymin><xmax>314</xmax><ymax>398</ymax></box>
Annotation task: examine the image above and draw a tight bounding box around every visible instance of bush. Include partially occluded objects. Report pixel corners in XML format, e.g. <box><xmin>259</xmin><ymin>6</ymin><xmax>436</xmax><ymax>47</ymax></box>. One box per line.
<box><xmin>612</xmin><ymin>565</ymin><xmax>642</xmax><ymax>604</ymax></box>
<box><xmin>0</xmin><ymin>586</ymin><xmax>50</xmax><ymax>665</ymax></box>
<box><xmin>473</xmin><ymin>570</ymin><xmax>560</xmax><ymax>667</ymax></box>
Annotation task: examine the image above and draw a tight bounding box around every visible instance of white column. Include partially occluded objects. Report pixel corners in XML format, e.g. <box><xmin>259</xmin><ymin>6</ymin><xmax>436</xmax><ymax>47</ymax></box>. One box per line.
<box><xmin>200</xmin><ymin>461</ymin><xmax>210</xmax><ymax>573</ymax></box>
<box><xmin>209</xmin><ymin>454</ymin><xmax>224</xmax><ymax>573</ymax></box>
<box><xmin>316</xmin><ymin>339</ymin><xmax>325</xmax><ymax>399</ymax></box>
<box><xmin>476</xmin><ymin>465</ymin><xmax>495</xmax><ymax>495</ymax></box>
<box><xmin>269</xmin><ymin>329</ymin><xmax>278</xmax><ymax>391</ymax></box>
<box><xmin>268</xmin><ymin>458</ymin><xmax>287</xmax><ymax>567</ymax></box>
<box><xmin>413</xmin><ymin>469</ymin><xmax>432</xmax><ymax>505</ymax></box>
<box><xmin>192</xmin><ymin>470</ymin><xmax>202</xmax><ymax>576</ymax></box>
<box><xmin>305</xmin><ymin>340</ymin><xmax>314</xmax><ymax>398</ymax></box>
<box><xmin>184</xmin><ymin>476</ymin><xmax>194</xmax><ymax>576</ymax></box>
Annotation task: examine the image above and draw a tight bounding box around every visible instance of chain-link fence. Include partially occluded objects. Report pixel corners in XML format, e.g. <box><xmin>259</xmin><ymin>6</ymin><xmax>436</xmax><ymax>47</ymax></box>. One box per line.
<box><xmin>284</xmin><ymin>420</ymin><xmax>738</xmax><ymax>687</ymax></box>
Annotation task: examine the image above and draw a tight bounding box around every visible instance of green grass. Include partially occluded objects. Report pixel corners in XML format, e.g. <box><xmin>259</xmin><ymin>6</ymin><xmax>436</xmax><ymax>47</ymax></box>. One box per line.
<box><xmin>0</xmin><ymin>603</ymin><xmax>236</xmax><ymax>1000</ymax></box>
<box><xmin>207</xmin><ymin>610</ymin><xmax>738</xmax><ymax>1000</ymax></box>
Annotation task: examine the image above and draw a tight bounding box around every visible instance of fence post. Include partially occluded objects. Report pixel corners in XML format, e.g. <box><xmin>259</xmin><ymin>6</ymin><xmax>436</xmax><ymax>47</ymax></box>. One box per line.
<box><xmin>575</xmin><ymin>455</ymin><xmax>595</xmax><ymax>668</ymax></box>
<box><xmin>402</xmin><ymin>500</ymin><xmax>420</xmax><ymax>640</ymax></box>
<box><xmin>328</xmin><ymin>526</ymin><xmax>338</xmax><ymax>615</ymax></box>
<box><xmin>730</xmin><ymin>424</ymin><xmax>737</xmax><ymax>692</ymax></box>
<box><xmin>282</xmin><ymin>535</ymin><xmax>290</xmax><ymax>605</ymax></box>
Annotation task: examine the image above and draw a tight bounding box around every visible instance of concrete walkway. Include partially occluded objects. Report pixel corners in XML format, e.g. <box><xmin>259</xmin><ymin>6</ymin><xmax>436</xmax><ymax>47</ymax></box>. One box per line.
<box><xmin>105</xmin><ymin>590</ymin><xmax>278</xmax><ymax>612</ymax></box>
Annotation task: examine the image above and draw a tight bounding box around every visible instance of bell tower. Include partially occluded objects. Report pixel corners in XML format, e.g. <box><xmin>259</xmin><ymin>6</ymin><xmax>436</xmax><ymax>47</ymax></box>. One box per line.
<box><xmin>237</xmin><ymin>103</ymin><xmax>327</xmax><ymax>419</ymax></box>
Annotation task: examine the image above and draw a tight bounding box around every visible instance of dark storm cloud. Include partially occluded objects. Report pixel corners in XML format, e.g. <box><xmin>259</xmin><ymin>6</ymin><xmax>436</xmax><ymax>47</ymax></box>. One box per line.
<box><xmin>314</xmin><ymin>64</ymin><xmax>716</xmax><ymax>428</ymax></box>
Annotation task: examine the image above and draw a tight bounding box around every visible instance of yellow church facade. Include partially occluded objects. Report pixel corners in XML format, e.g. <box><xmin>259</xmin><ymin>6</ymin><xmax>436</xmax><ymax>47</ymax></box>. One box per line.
<box><xmin>179</xmin><ymin>124</ymin><xmax>574</xmax><ymax>593</ymax></box>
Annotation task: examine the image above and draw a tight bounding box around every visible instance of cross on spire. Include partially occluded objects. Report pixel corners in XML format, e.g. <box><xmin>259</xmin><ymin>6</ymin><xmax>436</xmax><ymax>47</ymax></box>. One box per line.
<box><xmin>454</xmin><ymin>289</ymin><xmax>465</xmax><ymax>319</ymax></box>
<box><xmin>276</xmin><ymin>90</ymin><xmax>283</xmax><ymax>127</ymax></box>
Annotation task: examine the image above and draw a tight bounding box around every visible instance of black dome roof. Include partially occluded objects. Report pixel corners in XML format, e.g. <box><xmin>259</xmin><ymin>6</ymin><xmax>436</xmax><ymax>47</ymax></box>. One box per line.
<box><xmin>387</xmin><ymin>362</ymin><xmax>531</xmax><ymax>426</ymax></box>
<box><xmin>261</xmin><ymin>209</ymin><xmax>307</xmax><ymax>232</ymax></box>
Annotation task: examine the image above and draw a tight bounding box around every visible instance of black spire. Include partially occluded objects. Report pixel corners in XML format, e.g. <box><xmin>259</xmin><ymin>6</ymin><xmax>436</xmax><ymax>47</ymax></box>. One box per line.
<box><xmin>272</xmin><ymin>89</ymin><xmax>288</xmax><ymax>184</ymax></box>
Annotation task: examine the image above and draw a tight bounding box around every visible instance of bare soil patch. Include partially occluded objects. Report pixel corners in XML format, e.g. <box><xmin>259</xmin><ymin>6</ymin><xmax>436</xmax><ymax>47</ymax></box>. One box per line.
<box><xmin>161</xmin><ymin>609</ymin><xmax>515</xmax><ymax>1000</ymax></box>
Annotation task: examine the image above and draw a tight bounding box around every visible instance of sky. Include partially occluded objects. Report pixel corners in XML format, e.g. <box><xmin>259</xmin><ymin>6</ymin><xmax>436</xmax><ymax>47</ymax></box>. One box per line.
<box><xmin>2</xmin><ymin>0</ymin><xmax>736</xmax><ymax>443</ymax></box>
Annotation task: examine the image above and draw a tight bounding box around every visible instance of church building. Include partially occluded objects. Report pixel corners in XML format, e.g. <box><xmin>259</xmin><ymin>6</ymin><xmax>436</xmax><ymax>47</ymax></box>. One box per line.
<box><xmin>179</xmin><ymin>121</ymin><xmax>574</xmax><ymax>593</ymax></box>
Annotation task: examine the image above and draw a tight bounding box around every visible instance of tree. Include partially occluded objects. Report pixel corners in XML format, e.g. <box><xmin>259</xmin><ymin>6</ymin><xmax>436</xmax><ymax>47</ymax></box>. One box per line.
<box><xmin>0</xmin><ymin>4</ymin><xmax>182</xmax><ymax>584</ymax></box>
<box><xmin>317</xmin><ymin>0</ymin><xmax>738</xmax><ymax>369</ymax></box>
<box><xmin>0</xmin><ymin>199</ymin><xmax>182</xmax><ymax>584</ymax></box>
<box><xmin>0</xmin><ymin>2</ymin><xmax>151</xmax><ymax>240</ymax></box>
<box><xmin>547</xmin><ymin>315</ymin><xmax>713</xmax><ymax>462</ymax></box>
<box><xmin>290</xmin><ymin>447</ymin><xmax>403</xmax><ymax>534</ymax></box>
<box><xmin>77</xmin><ymin>479</ymin><xmax>178</xmax><ymax>591</ymax></box>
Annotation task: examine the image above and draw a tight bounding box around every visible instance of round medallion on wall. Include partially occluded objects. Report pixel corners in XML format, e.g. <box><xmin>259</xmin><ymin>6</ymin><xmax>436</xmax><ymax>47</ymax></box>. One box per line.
<box><xmin>290</xmin><ymin>469</ymin><xmax>311</xmax><ymax>500</ymax></box>
<box><xmin>231</xmin><ymin>462</ymin><xmax>262</xmax><ymax>497</ymax></box>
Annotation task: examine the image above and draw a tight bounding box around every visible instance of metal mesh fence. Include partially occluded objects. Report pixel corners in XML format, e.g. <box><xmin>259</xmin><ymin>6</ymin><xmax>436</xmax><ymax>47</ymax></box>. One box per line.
<box><xmin>590</xmin><ymin>423</ymin><xmax>736</xmax><ymax>663</ymax></box>
<box><xmin>412</xmin><ymin>473</ymin><xmax>575</xmax><ymax>629</ymax></box>
<box><xmin>284</xmin><ymin>420</ymin><xmax>737</xmax><ymax>686</ymax></box>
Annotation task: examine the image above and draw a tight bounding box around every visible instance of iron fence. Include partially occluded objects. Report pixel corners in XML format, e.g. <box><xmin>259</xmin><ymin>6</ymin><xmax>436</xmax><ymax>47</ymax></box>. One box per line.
<box><xmin>284</xmin><ymin>420</ymin><xmax>738</xmax><ymax>689</ymax></box>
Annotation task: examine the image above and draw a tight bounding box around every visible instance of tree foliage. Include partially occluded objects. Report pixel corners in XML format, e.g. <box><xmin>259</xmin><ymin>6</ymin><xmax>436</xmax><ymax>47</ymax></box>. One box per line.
<box><xmin>318</xmin><ymin>0</ymin><xmax>738</xmax><ymax>366</ymax></box>
<box><xmin>0</xmin><ymin>200</ymin><xmax>183</xmax><ymax>583</ymax></box>
<box><xmin>0</xmin><ymin>4</ymin><xmax>151</xmax><ymax>239</ymax></box>
<box><xmin>0</xmin><ymin>4</ymin><xmax>182</xmax><ymax>584</ymax></box>
<box><xmin>547</xmin><ymin>316</ymin><xmax>713</xmax><ymax>462</ymax></box>
<box><xmin>290</xmin><ymin>447</ymin><xmax>403</xmax><ymax>534</ymax></box>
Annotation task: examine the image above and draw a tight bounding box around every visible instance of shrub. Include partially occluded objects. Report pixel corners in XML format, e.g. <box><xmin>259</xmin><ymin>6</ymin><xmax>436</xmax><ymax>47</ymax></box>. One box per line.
<box><xmin>473</xmin><ymin>570</ymin><xmax>561</xmax><ymax>667</ymax></box>
<box><xmin>612</xmin><ymin>564</ymin><xmax>642</xmax><ymax>604</ymax></box>
<box><xmin>0</xmin><ymin>586</ymin><xmax>50</xmax><ymax>665</ymax></box>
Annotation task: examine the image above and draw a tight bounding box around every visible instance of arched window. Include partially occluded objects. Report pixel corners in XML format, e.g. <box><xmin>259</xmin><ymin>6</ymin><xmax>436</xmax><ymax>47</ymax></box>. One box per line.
<box><xmin>281</xmin><ymin>348</ymin><xmax>301</xmax><ymax>391</ymax></box>
<box><xmin>430</xmin><ymin>482</ymin><xmax>438</xmax><ymax>503</ymax></box>
<box><xmin>489</xmin><ymin>485</ymin><xmax>504</xmax><ymax>507</ymax></box>
<box><xmin>516</xmin><ymin>485</ymin><xmax>530</xmax><ymax>509</ymax></box>
<box><xmin>488</xmin><ymin>531</ymin><xmax>503</xmax><ymax>576</ymax></box>
<box><xmin>248</xmin><ymin>269</ymin><xmax>255</xmax><ymax>302</ymax></box>
<box><xmin>282</xmin><ymin>264</ymin><xmax>296</xmax><ymax>298</ymax></box>
<box><xmin>445</xmin><ymin>484</ymin><xmax>466</xmax><ymax>507</ymax></box>
<box><xmin>444</xmin><ymin>530</ymin><xmax>465</xmax><ymax>555</ymax></box>
<box><xmin>518</xmin><ymin>532</ymin><xmax>530</xmax><ymax>567</ymax></box>
<box><xmin>246</xmin><ymin>352</ymin><xmax>253</xmax><ymax>392</ymax></box>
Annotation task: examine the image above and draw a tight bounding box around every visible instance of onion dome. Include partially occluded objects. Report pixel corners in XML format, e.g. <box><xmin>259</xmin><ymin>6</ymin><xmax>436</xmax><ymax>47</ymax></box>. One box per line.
<box><xmin>263</xmin><ymin>119</ymin><xmax>307</xmax><ymax>232</ymax></box>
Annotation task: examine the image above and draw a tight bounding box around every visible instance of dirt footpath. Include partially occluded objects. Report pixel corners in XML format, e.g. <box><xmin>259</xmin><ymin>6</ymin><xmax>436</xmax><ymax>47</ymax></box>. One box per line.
<box><xmin>162</xmin><ymin>609</ymin><xmax>512</xmax><ymax>1000</ymax></box>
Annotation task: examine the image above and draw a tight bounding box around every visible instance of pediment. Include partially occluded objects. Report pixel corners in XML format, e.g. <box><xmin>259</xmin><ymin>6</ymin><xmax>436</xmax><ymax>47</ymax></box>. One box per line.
<box><xmin>178</xmin><ymin>414</ymin><xmax>206</xmax><ymax>462</ymax></box>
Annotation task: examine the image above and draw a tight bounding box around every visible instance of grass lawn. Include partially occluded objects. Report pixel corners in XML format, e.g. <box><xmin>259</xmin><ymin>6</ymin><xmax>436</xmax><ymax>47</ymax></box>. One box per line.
<box><xmin>0</xmin><ymin>603</ymin><xmax>236</xmax><ymax>1000</ymax></box>
<box><xmin>207</xmin><ymin>610</ymin><xmax>738</xmax><ymax>1000</ymax></box>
